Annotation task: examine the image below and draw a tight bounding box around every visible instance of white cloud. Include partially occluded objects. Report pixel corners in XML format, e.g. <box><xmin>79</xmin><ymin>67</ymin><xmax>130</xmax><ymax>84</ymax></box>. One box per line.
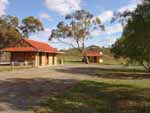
<box><xmin>38</xmin><ymin>13</ymin><xmax>52</xmax><ymax>21</ymax></box>
<box><xmin>99</xmin><ymin>36</ymin><xmax>118</xmax><ymax>47</ymax></box>
<box><xmin>93</xmin><ymin>0</ymin><xmax>142</xmax><ymax>37</ymax></box>
<box><xmin>87</xmin><ymin>35</ymin><xmax>120</xmax><ymax>47</ymax></box>
<box><xmin>105</xmin><ymin>23</ymin><xmax>123</xmax><ymax>35</ymax></box>
<box><xmin>98</xmin><ymin>10</ymin><xmax>114</xmax><ymax>23</ymax></box>
<box><xmin>30</xmin><ymin>28</ymin><xmax>74</xmax><ymax>49</ymax></box>
<box><xmin>30</xmin><ymin>24</ymin><xmax>122</xmax><ymax>48</ymax></box>
<box><xmin>45</xmin><ymin>0</ymin><xmax>81</xmax><ymax>15</ymax></box>
<box><xmin>0</xmin><ymin>0</ymin><xmax>9</xmax><ymax>16</ymax></box>
<box><xmin>35</xmin><ymin>0</ymin><xmax>142</xmax><ymax>48</ymax></box>
<box><xmin>30</xmin><ymin>28</ymin><xmax>51</xmax><ymax>43</ymax></box>
<box><xmin>91</xmin><ymin>23</ymin><xmax>123</xmax><ymax>37</ymax></box>
<box><xmin>91</xmin><ymin>0</ymin><xmax>141</xmax><ymax>45</ymax></box>
<box><xmin>118</xmin><ymin>0</ymin><xmax>142</xmax><ymax>13</ymax></box>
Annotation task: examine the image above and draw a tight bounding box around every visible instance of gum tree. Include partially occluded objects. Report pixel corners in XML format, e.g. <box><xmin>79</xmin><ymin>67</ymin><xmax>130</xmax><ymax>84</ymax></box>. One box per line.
<box><xmin>0</xmin><ymin>15</ymin><xmax>21</xmax><ymax>48</ymax></box>
<box><xmin>49</xmin><ymin>10</ymin><xmax>104</xmax><ymax>64</ymax></box>
<box><xmin>20</xmin><ymin>16</ymin><xmax>44</xmax><ymax>38</ymax></box>
<box><xmin>0</xmin><ymin>15</ymin><xmax>44</xmax><ymax>48</ymax></box>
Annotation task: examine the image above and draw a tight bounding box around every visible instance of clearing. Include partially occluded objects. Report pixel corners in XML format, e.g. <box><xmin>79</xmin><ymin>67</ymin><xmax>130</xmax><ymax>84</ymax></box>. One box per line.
<box><xmin>0</xmin><ymin>64</ymin><xmax>149</xmax><ymax>113</ymax></box>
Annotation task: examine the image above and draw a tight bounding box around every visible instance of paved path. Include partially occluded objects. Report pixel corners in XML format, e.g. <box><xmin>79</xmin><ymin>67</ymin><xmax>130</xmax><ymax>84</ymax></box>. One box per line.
<box><xmin>0</xmin><ymin>64</ymin><xmax>149</xmax><ymax>113</ymax></box>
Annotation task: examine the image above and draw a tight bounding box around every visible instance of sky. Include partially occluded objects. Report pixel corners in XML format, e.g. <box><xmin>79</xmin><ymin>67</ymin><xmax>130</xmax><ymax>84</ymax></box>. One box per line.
<box><xmin>0</xmin><ymin>0</ymin><xmax>140</xmax><ymax>49</ymax></box>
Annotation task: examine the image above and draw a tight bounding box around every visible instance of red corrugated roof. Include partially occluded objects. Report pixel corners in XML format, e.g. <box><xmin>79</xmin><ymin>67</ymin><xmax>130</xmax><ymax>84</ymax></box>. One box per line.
<box><xmin>0</xmin><ymin>38</ymin><xmax>58</xmax><ymax>53</ymax></box>
<box><xmin>1</xmin><ymin>47</ymin><xmax>37</xmax><ymax>52</ymax></box>
<box><xmin>86</xmin><ymin>51</ymin><xmax>103</xmax><ymax>57</ymax></box>
<box><xmin>23</xmin><ymin>39</ymin><xmax>57</xmax><ymax>52</ymax></box>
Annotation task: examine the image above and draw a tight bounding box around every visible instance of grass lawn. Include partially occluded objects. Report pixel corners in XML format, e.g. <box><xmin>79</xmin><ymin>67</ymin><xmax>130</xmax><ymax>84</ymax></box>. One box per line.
<box><xmin>0</xmin><ymin>66</ymin><xmax>32</xmax><ymax>72</ymax></box>
<box><xmin>33</xmin><ymin>69</ymin><xmax>150</xmax><ymax>113</ymax></box>
<box><xmin>0</xmin><ymin>67</ymin><xmax>12</xmax><ymax>72</ymax></box>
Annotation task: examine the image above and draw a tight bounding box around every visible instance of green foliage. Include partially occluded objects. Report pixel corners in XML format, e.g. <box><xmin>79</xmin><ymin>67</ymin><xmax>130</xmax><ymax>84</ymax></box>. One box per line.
<box><xmin>0</xmin><ymin>15</ymin><xmax>44</xmax><ymax>48</ymax></box>
<box><xmin>0</xmin><ymin>15</ymin><xmax>21</xmax><ymax>48</ymax></box>
<box><xmin>61</xmin><ymin>48</ymin><xmax>83</xmax><ymax>63</ymax></box>
<box><xmin>111</xmin><ymin>0</ymin><xmax>150</xmax><ymax>71</ymax></box>
<box><xmin>20</xmin><ymin>16</ymin><xmax>44</xmax><ymax>37</ymax></box>
<box><xmin>50</xmin><ymin>10</ymin><xmax>103</xmax><ymax>45</ymax></box>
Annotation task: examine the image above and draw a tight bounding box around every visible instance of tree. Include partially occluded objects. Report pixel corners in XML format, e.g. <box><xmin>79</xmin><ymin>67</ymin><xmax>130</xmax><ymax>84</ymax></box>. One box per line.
<box><xmin>87</xmin><ymin>45</ymin><xmax>101</xmax><ymax>51</ymax></box>
<box><xmin>0</xmin><ymin>15</ymin><xmax>21</xmax><ymax>49</ymax></box>
<box><xmin>0</xmin><ymin>15</ymin><xmax>44</xmax><ymax>49</ymax></box>
<box><xmin>49</xmin><ymin>10</ymin><xmax>104</xmax><ymax>64</ymax></box>
<box><xmin>111</xmin><ymin>0</ymin><xmax>150</xmax><ymax>71</ymax></box>
<box><xmin>20</xmin><ymin>16</ymin><xmax>44</xmax><ymax>38</ymax></box>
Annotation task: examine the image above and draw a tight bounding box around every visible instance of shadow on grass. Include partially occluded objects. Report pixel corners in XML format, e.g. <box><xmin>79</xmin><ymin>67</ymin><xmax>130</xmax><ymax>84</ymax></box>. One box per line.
<box><xmin>0</xmin><ymin>78</ymin><xmax>77</xmax><ymax>111</ymax></box>
<box><xmin>55</xmin><ymin>67</ymin><xmax>150</xmax><ymax>79</ymax></box>
<box><xmin>65</xmin><ymin>60</ymin><xmax>83</xmax><ymax>64</ymax></box>
<box><xmin>34</xmin><ymin>80</ymin><xmax>150</xmax><ymax>113</ymax></box>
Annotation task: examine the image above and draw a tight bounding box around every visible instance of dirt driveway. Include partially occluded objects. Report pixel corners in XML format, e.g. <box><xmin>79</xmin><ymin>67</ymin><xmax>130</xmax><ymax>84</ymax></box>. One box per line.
<box><xmin>0</xmin><ymin>64</ymin><xmax>103</xmax><ymax>113</ymax></box>
<box><xmin>0</xmin><ymin>64</ymin><xmax>149</xmax><ymax>113</ymax></box>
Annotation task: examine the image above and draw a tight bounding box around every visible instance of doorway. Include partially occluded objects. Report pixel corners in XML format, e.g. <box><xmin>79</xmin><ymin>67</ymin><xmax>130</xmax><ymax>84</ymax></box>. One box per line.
<box><xmin>46</xmin><ymin>53</ymin><xmax>49</xmax><ymax>65</ymax></box>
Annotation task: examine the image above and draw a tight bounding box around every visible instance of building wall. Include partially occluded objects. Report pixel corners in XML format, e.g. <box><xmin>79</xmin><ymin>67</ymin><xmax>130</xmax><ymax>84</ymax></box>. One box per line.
<box><xmin>10</xmin><ymin>52</ymin><xmax>58</xmax><ymax>67</ymax></box>
<box><xmin>34</xmin><ymin>52</ymin><xmax>58</xmax><ymax>67</ymax></box>
<box><xmin>35</xmin><ymin>53</ymin><xmax>39</xmax><ymax>67</ymax></box>
<box><xmin>11</xmin><ymin>52</ymin><xmax>35</xmax><ymax>66</ymax></box>
<box><xmin>41</xmin><ymin>53</ymin><xmax>46</xmax><ymax>66</ymax></box>
<box><xmin>11</xmin><ymin>52</ymin><xmax>35</xmax><ymax>62</ymax></box>
<box><xmin>53</xmin><ymin>55</ymin><xmax>57</xmax><ymax>65</ymax></box>
<box><xmin>0</xmin><ymin>52</ymin><xmax>10</xmax><ymax>62</ymax></box>
<box><xmin>48</xmin><ymin>53</ymin><xmax>53</xmax><ymax>65</ymax></box>
<box><xmin>88</xmin><ymin>56</ymin><xmax>100</xmax><ymax>63</ymax></box>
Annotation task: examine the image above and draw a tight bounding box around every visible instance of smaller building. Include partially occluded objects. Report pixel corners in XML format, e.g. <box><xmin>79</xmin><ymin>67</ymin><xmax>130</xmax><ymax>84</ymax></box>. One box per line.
<box><xmin>85</xmin><ymin>51</ymin><xmax>103</xmax><ymax>63</ymax></box>
<box><xmin>0</xmin><ymin>38</ymin><xmax>63</xmax><ymax>67</ymax></box>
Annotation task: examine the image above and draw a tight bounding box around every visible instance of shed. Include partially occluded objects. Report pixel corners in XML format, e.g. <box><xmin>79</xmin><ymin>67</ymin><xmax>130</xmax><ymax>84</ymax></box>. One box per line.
<box><xmin>0</xmin><ymin>38</ymin><xmax>62</xmax><ymax>66</ymax></box>
<box><xmin>85</xmin><ymin>51</ymin><xmax>103</xmax><ymax>63</ymax></box>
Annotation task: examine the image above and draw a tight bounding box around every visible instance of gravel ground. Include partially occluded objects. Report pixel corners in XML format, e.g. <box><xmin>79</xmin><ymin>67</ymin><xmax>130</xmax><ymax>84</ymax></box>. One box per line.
<box><xmin>0</xmin><ymin>64</ymin><xmax>102</xmax><ymax>113</ymax></box>
<box><xmin>0</xmin><ymin>64</ymin><xmax>149</xmax><ymax>113</ymax></box>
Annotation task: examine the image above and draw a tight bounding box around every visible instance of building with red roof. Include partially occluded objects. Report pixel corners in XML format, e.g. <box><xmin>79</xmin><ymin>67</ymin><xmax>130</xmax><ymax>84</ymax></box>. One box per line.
<box><xmin>85</xmin><ymin>51</ymin><xmax>103</xmax><ymax>63</ymax></box>
<box><xmin>0</xmin><ymin>38</ymin><xmax>62</xmax><ymax>66</ymax></box>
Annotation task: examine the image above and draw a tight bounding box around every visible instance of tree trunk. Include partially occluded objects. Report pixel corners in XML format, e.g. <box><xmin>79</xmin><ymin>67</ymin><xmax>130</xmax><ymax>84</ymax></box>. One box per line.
<box><xmin>83</xmin><ymin>54</ymin><xmax>89</xmax><ymax>64</ymax></box>
<box><xmin>144</xmin><ymin>66</ymin><xmax>150</xmax><ymax>72</ymax></box>
<box><xmin>82</xmin><ymin>49</ymin><xmax>89</xmax><ymax>64</ymax></box>
<box><xmin>142</xmin><ymin>62</ymin><xmax>150</xmax><ymax>72</ymax></box>
<box><xmin>76</xmin><ymin>40</ymin><xmax>89</xmax><ymax>64</ymax></box>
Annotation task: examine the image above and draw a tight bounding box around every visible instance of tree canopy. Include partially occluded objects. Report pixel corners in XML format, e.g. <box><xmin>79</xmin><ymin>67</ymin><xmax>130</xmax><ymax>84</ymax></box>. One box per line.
<box><xmin>20</xmin><ymin>16</ymin><xmax>44</xmax><ymax>38</ymax></box>
<box><xmin>0</xmin><ymin>16</ymin><xmax>21</xmax><ymax>48</ymax></box>
<box><xmin>0</xmin><ymin>15</ymin><xmax>43</xmax><ymax>49</ymax></box>
<box><xmin>49</xmin><ymin>9</ymin><xmax>104</xmax><ymax>63</ymax></box>
<box><xmin>111</xmin><ymin>0</ymin><xmax>150</xmax><ymax>71</ymax></box>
